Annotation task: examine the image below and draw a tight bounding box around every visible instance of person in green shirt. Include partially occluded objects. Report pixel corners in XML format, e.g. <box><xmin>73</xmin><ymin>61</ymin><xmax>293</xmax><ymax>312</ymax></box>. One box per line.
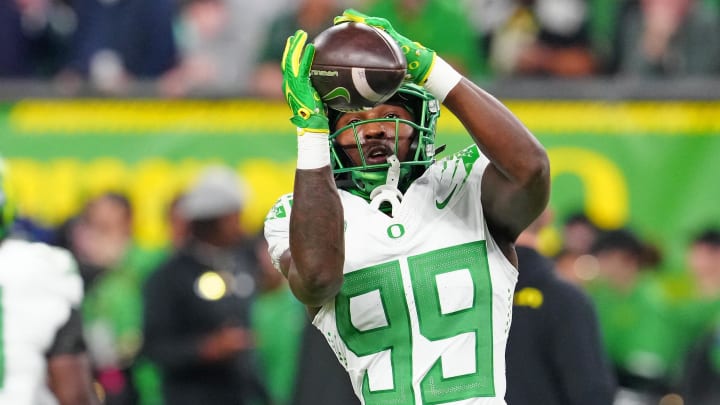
<box><xmin>587</xmin><ymin>228</ymin><xmax>720</xmax><ymax>403</ymax></box>
<box><xmin>63</xmin><ymin>192</ymin><xmax>166</xmax><ymax>404</ymax></box>
<box><xmin>363</xmin><ymin>0</ymin><xmax>485</xmax><ymax>79</ymax></box>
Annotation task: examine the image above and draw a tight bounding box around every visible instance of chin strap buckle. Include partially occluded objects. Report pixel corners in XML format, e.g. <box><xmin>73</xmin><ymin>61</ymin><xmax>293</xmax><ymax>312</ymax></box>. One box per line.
<box><xmin>369</xmin><ymin>155</ymin><xmax>403</xmax><ymax>216</ymax></box>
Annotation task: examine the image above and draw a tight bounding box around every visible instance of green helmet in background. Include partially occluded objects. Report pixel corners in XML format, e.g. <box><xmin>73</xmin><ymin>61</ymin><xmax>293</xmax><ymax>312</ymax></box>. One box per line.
<box><xmin>328</xmin><ymin>83</ymin><xmax>441</xmax><ymax>201</ymax></box>
<box><xmin>0</xmin><ymin>158</ymin><xmax>16</xmax><ymax>240</ymax></box>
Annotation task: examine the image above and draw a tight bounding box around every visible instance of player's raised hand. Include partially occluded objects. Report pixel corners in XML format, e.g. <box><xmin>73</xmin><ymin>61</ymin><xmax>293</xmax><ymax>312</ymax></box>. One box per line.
<box><xmin>281</xmin><ymin>30</ymin><xmax>329</xmax><ymax>134</ymax></box>
<box><xmin>334</xmin><ymin>9</ymin><xmax>436</xmax><ymax>86</ymax></box>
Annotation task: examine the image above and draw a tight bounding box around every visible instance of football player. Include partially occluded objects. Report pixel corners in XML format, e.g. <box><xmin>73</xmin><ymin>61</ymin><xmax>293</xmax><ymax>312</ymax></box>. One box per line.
<box><xmin>0</xmin><ymin>160</ymin><xmax>99</xmax><ymax>405</ymax></box>
<box><xmin>264</xmin><ymin>9</ymin><xmax>550</xmax><ymax>405</ymax></box>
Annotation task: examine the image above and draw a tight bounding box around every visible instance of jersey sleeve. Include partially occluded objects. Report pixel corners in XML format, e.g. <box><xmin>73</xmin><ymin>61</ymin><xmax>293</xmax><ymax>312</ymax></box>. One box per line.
<box><xmin>264</xmin><ymin>193</ymin><xmax>293</xmax><ymax>273</ymax></box>
<box><xmin>39</xmin><ymin>243</ymin><xmax>84</xmax><ymax>308</ymax></box>
<box><xmin>431</xmin><ymin>144</ymin><xmax>490</xmax><ymax>202</ymax></box>
<box><xmin>457</xmin><ymin>144</ymin><xmax>490</xmax><ymax>183</ymax></box>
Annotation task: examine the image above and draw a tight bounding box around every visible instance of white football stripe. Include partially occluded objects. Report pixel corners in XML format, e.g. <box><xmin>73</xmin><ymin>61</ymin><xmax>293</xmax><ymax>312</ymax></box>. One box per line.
<box><xmin>351</xmin><ymin>67</ymin><xmax>384</xmax><ymax>102</ymax></box>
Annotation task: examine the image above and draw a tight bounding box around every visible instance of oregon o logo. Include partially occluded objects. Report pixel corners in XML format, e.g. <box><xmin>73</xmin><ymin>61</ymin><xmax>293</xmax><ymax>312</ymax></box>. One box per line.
<box><xmin>387</xmin><ymin>224</ymin><xmax>405</xmax><ymax>239</ymax></box>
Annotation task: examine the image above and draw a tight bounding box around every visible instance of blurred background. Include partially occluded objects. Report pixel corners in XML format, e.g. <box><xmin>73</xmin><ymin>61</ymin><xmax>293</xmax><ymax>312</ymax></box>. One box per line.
<box><xmin>1</xmin><ymin>0</ymin><xmax>720</xmax><ymax>404</ymax></box>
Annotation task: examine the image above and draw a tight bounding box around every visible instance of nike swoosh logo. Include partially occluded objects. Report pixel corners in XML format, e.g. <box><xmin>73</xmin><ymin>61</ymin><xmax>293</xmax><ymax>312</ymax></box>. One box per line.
<box><xmin>435</xmin><ymin>184</ymin><xmax>457</xmax><ymax>209</ymax></box>
<box><xmin>322</xmin><ymin>87</ymin><xmax>351</xmax><ymax>102</ymax></box>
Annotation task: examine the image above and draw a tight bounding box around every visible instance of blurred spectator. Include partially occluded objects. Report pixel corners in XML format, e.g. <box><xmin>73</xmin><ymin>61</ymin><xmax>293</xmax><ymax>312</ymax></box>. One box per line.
<box><xmin>588</xmin><ymin>228</ymin><xmax>720</xmax><ymax>405</ymax></box>
<box><xmin>554</xmin><ymin>248</ymin><xmax>601</xmax><ymax>286</ymax></box>
<box><xmin>251</xmin><ymin>235</ymin><xmax>306</xmax><ymax>405</ymax></box>
<box><xmin>675</xmin><ymin>229</ymin><xmax>720</xmax><ymax>405</ymax></box>
<box><xmin>586</xmin><ymin>229</ymin><xmax>691</xmax><ymax>404</ymax></box>
<box><xmin>165</xmin><ymin>192</ymin><xmax>190</xmax><ymax>252</ymax></box>
<box><xmin>0</xmin><ymin>0</ymin><xmax>75</xmax><ymax>77</ymax></box>
<box><xmin>506</xmin><ymin>209</ymin><xmax>616</xmax><ymax>405</ymax></box>
<box><xmin>686</xmin><ymin>228</ymin><xmax>720</xmax><ymax>298</ymax></box>
<box><xmin>587</xmin><ymin>0</ymin><xmax>625</xmax><ymax>74</ymax></box>
<box><xmin>128</xmin><ymin>194</ymin><xmax>193</xmax><ymax>405</ymax></box>
<box><xmin>60</xmin><ymin>0</ymin><xmax>178</xmax><ymax>93</ymax></box>
<box><xmin>159</xmin><ymin>0</ymin><xmax>290</xmax><ymax>97</ymax></box>
<box><xmin>0</xmin><ymin>159</ymin><xmax>99</xmax><ymax>405</ymax></box>
<box><xmin>0</xmin><ymin>0</ymin><xmax>33</xmax><ymax>76</ymax></box>
<box><xmin>469</xmin><ymin>0</ymin><xmax>597</xmax><ymax>77</ymax></box>
<box><xmin>554</xmin><ymin>212</ymin><xmax>601</xmax><ymax>286</ymax></box>
<box><xmin>616</xmin><ymin>0</ymin><xmax>720</xmax><ymax>76</ymax></box>
<box><xmin>365</xmin><ymin>0</ymin><xmax>484</xmax><ymax>78</ymax></box>
<box><xmin>641</xmin><ymin>228</ymin><xmax>720</xmax><ymax>340</ymax></box>
<box><xmin>679</xmin><ymin>322</ymin><xmax>720</xmax><ymax>405</ymax></box>
<box><xmin>66</xmin><ymin>193</ymin><xmax>134</xmax><ymax>287</ymax></box>
<box><xmin>563</xmin><ymin>212</ymin><xmax>601</xmax><ymax>255</ymax></box>
<box><xmin>60</xmin><ymin>192</ymin><xmax>165</xmax><ymax>404</ymax></box>
<box><xmin>142</xmin><ymin>166</ymin><xmax>270</xmax><ymax>405</ymax></box>
<box><xmin>251</xmin><ymin>0</ymin><xmax>344</xmax><ymax>98</ymax></box>
<box><xmin>290</xmin><ymin>324</ymin><xmax>360</xmax><ymax>405</ymax></box>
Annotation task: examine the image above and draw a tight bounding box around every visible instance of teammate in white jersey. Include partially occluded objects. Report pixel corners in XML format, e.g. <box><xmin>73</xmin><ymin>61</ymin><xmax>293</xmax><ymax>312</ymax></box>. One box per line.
<box><xmin>264</xmin><ymin>9</ymin><xmax>550</xmax><ymax>405</ymax></box>
<box><xmin>0</xmin><ymin>160</ymin><xmax>99</xmax><ymax>405</ymax></box>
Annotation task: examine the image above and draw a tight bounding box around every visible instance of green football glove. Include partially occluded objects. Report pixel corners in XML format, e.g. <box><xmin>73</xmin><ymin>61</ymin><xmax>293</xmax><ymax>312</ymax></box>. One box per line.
<box><xmin>281</xmin><ymin>30</ymin><xmax>329</xmax><ymax>134</ymax></box>
<box><xmin>334</xmin><ymin>9</ymin><xmax>436</xmax><ymax>85</ymax></box>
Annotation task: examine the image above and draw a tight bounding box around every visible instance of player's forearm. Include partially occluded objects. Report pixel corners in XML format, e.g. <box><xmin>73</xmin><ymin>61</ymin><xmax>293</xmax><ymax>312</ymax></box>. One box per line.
<box><xmin>48</xmin><ymin>354</ymin><xmax>100</xmax><ymax>405</ymax></box>
<box><xmin>444</xmin><ymin>78</ymin><xmax>549</xmax><ymax>187</ymax></box>
<box><xmin>289</xmin><ymin>168</ymin><xmax>345</xmax><ymax>306</ymax></box>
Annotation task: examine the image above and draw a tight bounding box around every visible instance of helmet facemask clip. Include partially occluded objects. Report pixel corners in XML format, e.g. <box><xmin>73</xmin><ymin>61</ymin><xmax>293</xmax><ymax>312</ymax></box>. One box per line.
<box><xmin>369</xmin><ymin>155</ymin><xmax>403</xmax><ymax>216</ymax></box>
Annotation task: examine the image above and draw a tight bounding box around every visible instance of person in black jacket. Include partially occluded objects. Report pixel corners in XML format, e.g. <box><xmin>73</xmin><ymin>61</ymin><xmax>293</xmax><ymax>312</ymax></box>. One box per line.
<box><xmin>142</xmin><ymin>166</ymin><xmax>269</xmax><ymax>405</ymax></box>
<box><xmin>506</xmin><ymin>209</ymin><xmax>616</xmax><ymax>405</ymax></box>
<box><xmin>680</xmin><ymin>323</ymin><xmax>720</xmax><ymax>405</ymax></box>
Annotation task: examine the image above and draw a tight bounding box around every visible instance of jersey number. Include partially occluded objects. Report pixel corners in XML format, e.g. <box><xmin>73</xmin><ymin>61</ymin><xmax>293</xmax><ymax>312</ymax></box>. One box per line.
<box><xmin>335</xmin><ymin>241</ymin><xmax>495</xmax><ymax>405</ymax></box>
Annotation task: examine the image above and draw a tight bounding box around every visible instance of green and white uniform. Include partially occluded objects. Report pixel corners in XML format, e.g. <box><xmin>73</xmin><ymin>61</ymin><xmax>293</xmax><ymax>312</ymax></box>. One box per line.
<box><xmin>265</xmin><ymin>146</ymin><xmax>517</xmax><ymax>405</ymax></box>
<box><xmin>0</xmin><ymin>239</ymin><xmax>83</xmax><ymax>405</ymax></box>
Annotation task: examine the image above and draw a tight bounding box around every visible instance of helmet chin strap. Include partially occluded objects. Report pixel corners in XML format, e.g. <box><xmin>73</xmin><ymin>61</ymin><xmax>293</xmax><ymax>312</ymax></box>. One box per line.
<box><xmin>369</xmin><ymin>155</ymin><xmax>403</xmax><ymax>216</ymax></box>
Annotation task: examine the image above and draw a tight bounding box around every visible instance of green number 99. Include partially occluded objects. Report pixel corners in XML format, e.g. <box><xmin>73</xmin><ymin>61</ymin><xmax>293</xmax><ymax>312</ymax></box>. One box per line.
<box><xmin>335</xmin><ymin>241</ymin><xmax>495</xmax><ymax>405</ymax></box>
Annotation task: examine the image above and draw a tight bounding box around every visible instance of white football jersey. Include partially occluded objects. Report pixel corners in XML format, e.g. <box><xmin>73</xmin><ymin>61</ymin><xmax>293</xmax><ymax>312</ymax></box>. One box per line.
<box><xmin>265</xmin><ymin>145</ymin><xmax>518</xmax><ymax>405</ymax></box>
<box><xmin>0</xmin><ymin>239</ymin><xmax>83</xmax><ymax>405</ymax></box>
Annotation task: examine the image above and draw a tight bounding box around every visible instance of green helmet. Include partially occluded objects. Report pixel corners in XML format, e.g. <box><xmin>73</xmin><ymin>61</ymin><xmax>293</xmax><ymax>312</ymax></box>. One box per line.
<box><xmin>0</xmin><ymin>159</ymin><xmax>16</xmax><ymax>240</ymax></box>
<box><xmin>328</xmin><ymin>83</ymin><xmax>441</xmax><ymax>201</ymax></box>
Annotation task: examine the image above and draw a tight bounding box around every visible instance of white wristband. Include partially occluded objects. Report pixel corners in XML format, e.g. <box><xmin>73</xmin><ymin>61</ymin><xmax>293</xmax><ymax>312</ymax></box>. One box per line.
<box><xmin>424</xmin><ymin>56</ymin><xmax>462</xmax><ymax>102</ymax></box>
<box><xmin>297</xmin><ymin>130</ymin><xmax>331</xmax><ymax>170</ymax></box>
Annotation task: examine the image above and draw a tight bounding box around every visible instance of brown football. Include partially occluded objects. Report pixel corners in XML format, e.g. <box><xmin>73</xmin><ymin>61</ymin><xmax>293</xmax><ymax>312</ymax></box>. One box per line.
<box><xmin>310</xmin><ymin>22</ymin><xmax>407</xmax><ymax>112</ymax></box>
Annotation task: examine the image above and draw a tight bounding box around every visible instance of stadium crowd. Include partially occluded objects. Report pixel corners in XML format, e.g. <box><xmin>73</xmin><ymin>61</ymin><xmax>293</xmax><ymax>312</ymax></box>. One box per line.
<box><xmin>2</xmin><ymin>1</ymin><xmax>720</xmax><ymax>405</ymax></box>
<box><xmin>1</xmin><ymin>0</ymin><xmax>719</xmax><ymax>96</ymax></box>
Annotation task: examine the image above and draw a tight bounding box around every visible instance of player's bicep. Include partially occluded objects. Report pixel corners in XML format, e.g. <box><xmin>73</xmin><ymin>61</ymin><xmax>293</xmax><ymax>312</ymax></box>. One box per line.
<box><xmin>481</xmin><ymin>162</ymin><xmax>549</xmax><ymax>244</ymax></box>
